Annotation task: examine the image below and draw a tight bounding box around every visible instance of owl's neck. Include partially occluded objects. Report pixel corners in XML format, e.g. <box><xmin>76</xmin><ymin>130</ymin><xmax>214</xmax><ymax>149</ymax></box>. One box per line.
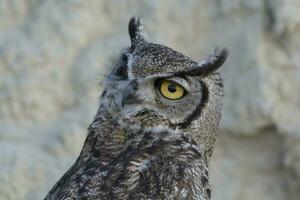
<box><xmin>83</xmin><ymin>115</ymin><xmax>211</xmax><ymax>199</ymax></box>
<box><xmin>65</xmin><ymin>103</ymin><xmax>212</xmax><ymax>199</ymax></box>
<box><xmin>83</xmin><ymin>102</ymin><xmax>211</xmax><ymax>161</ymax></box>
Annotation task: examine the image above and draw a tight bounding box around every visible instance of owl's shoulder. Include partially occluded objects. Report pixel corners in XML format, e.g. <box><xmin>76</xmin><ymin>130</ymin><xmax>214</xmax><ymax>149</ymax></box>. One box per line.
<box><xmin>45</xmin><ymin>127</ymin><xmax>210</xmax><ymax>199</ymax></box>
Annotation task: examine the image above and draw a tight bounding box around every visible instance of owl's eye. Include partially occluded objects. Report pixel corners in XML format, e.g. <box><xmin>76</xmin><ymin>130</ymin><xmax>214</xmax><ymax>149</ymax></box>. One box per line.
<box><xmin>116</xmin><ymin>54</ymin><xmax>129</xmax><ymax>78</ymax></box>
<box><xmin>157</xmin><ymin>79</ymin><xmax>185</xmax><ymax>100</ymax></box>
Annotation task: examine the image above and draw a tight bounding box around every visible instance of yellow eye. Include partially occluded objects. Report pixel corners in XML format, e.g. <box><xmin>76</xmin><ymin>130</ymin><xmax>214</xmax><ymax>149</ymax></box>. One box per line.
<box><xmin>158</xmin><ymin>79</ymin><xmax>185</xmax><ymax>100</ymax></box>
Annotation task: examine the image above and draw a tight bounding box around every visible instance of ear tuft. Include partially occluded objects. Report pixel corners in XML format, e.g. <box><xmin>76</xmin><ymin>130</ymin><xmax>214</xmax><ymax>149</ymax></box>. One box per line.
<box><xmin>196</xmin><ymin>48</ymin><xmax>228</xmax><ymax>76</ymax></box>
<box><xmin>128</xmin><ymin>17</ymin><xmax>149</xmax><ymax>46</ymax></box>
<box><xmin>181</xmin><ymin>48</ymin><xmax>228</xmax><ymax>77</ymax></box>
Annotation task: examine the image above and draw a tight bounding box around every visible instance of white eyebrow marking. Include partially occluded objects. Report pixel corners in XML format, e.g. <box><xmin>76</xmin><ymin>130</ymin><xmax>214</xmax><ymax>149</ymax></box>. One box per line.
<box><xmin>165</xmin><ymin>77</ymin><xmax>191</xmax><ymax>91</ymax></box>
<box><xmin>126</xmin><ymin>53</ymin><xmax>135</xmax><ymax>80</ymax></box>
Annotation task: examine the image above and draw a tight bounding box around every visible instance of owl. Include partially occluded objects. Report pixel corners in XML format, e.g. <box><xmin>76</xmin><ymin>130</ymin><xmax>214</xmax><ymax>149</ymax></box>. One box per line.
<box><xmin>44</xmin><ymin>17</ymin><xmax>228</xmax><ymax>200</ymax></box>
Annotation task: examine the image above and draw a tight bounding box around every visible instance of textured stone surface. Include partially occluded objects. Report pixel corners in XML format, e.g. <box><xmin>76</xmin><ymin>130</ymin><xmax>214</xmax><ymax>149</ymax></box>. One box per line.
<box><xmin>210</xmin><ymin>131</ymin><xmax>287</xmax><ymax>200</ymax></box>
<box><xmin>0</xmin><ymin>0</ymin><xmax>300</xmax><ymax>199</ymax></box>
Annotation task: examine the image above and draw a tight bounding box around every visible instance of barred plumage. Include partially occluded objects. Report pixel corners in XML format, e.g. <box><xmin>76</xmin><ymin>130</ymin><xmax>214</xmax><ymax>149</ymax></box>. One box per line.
<box><xmin>44</xmin><ymin>17</ymin><xmax>228</xmax><ymax>200</ymax></box>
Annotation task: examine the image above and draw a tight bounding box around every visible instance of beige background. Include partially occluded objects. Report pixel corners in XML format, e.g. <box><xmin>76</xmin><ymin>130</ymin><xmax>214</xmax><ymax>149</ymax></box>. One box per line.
<box><xmin>0</xmin><ymin>0</ymin><xmax>300</xmax><ymax>199</ymax></box>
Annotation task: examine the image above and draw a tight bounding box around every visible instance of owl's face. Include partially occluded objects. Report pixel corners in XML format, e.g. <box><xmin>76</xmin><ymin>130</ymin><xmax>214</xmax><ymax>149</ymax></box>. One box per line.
<box><xmin>120</xmin><ymin>72</ymin><xmax>205</xmax><ymax>126</ymax></box>
<box><xmin>101</xmin><ymin>17</ymin><xmax>227</xmax><ymax>157</ymax></box>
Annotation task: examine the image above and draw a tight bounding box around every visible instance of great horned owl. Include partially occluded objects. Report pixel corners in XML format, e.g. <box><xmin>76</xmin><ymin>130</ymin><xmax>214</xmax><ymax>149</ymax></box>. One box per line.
<box><xmin>44</xmin><ymin>17</ymin><xmax>228</xmax><ymax>200</ymax></box>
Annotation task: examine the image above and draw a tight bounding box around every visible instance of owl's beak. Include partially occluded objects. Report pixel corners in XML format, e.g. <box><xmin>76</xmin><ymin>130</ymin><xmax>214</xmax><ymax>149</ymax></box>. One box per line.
<box><xmin>121</xmin><ymin>80</ymin><xmax>140</xmax><ymax>107</ymax></box>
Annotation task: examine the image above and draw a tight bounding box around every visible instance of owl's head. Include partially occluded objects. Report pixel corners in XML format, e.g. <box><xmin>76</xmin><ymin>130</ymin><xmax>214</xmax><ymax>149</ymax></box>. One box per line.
<box><xmin>101</xmin><ymin>17</ymin><xmax>228</xmax><ymax>158</ymax></box>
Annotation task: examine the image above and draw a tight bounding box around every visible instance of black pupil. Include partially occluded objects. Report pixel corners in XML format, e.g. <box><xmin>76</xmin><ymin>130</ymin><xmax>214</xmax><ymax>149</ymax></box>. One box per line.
<box><xmin>168</xmin><ymin>83</ymin><xmax>177</xmax><ymax>93</ymax></box>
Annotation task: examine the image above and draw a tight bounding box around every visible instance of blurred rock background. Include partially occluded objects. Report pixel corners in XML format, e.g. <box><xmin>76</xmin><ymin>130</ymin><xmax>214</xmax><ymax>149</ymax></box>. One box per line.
<box><xmin>0</xmin><ymin>0</ymin><xmax>299</xmax><ymax>199</ymax></box>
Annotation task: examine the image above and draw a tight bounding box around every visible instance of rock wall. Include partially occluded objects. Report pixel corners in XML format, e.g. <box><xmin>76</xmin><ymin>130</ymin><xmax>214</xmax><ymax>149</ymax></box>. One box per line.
<box><xmin>0</xmin><ymin>0</ymin><xmax>299</xmax><ymax>199</ymax></box>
